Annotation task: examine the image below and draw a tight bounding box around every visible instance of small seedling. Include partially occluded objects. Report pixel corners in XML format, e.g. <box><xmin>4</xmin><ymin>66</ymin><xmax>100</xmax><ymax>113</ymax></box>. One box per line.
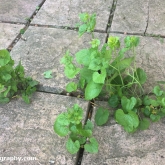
<box><xmin>54</xmin><ymin>104</ymin><xmax>98</xmax><ymax>154</ymax></box>
<box><xmin>0</xmin><ymin>49</ymin><xmax>38</xmax><ymax>103</ymax></box>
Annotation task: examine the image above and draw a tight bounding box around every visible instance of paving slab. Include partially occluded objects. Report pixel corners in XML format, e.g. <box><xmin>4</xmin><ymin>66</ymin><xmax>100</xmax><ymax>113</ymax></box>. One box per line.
<box><xmin>146</xmin><ymin>0</ymin><xmax>165</xmax><ymax>36</ymax></box>
<box><xmin>111</xmin><ymin>0</ymin><xmax>149</xmax><ymax>34</ymax></box>
<box><xmin>10</xmin><ymin>26</ymin><xmax>106</xmax><ymax>94</ymax></box>
<box><xmin>0</xmin><ymin>92</ymin><xmax>89</xmax><ymax>165</ymax></box>
<box><xmin>31</xmin><ymin>0</ymin><xmax>113</xmax><ymax>31</ymax></box>
<box><xmin>0</xmin><ymin>23</ymin><xmax>24</xmax><ymax>49</ymax></box>
<box><xmin>0</xmin><ymin>0</ymin><xmax>43</xmax><ymax>23</ymax></box>
<box><xmin>107</xmin><ymin>33</ymin><xmax>165</xmax><ymax>93</ymax></box>
<box><xmin>82</xmin><ymin>101</ymin><xmax>165</xmax><ymax>165</ymax></box>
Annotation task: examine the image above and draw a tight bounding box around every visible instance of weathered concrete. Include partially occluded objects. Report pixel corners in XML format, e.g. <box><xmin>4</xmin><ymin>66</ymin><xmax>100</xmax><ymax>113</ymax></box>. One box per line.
<box><xmin>107</xmin><ymin>33</ymin><xmax>165</xmax><ymax>93</ymax></box>
<box><xmin>146</xmin><ymin>0</ymin><xmax>165</xmax><ymax>36</ymax></box>
<box><xmin>111</xmin><ymin>0</ymin><xmax>149</xmax><ymax>34</ymax></box>
<box><xmin>0</xmin><ymin>23</ymin><xmax>24</xmax><ymax>49</ymax></box>
<box><xmin>31</xmin><ymin>0</ymin><xmax>113</xmax><ymax>31</ymax></box>
<box><xmin>10</xmin><ymin>26</ymin><xmax>106</xmax><ymax>94</ymax></box>
<box><xmin>0</xmin><ymin>92</ymin><xmax>89</xmax><ymax>165</ymax></box>
<box><xmin>0</xmin><ymin>0</ymin><xmax>43</xmax><ymax>23</ymax></box>
<box><xmin>82</xmin><ymin>101</ymin><xmax>165</xmax><ymax>165</ymax></box>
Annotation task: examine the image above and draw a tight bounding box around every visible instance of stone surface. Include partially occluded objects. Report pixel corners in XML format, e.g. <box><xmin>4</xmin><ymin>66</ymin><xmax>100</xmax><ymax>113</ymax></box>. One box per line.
<box><xmin>0</xmin><ymin>92</ymin><xmax>89</xmax><ymax>165</ymax></box>
<box><xmin>31</xmin><ymin>0</ymin><xmax>113</xmax><ymax>31</ymax></box>
<box><xmin>111</xmin><ymin>0</ymin><xmax>149</xmax><ymax>34</ymax></box>
<box><xmin>146</xmin><ymin>0</ymin><xmax>165</xmax><ymax>36</ymax></box>
<box><xmin>81</xmin><ymin>101</ymin><xmax>165</xmax><ymax>165</ymax></box>
<box><xmin>0</xmin><ymin>0</ymin><xmax>43</xmax><ymax>23</ymax></box>
<box><xmin>10</xmin><ymin>26</ymin><xmax>106</xmax><ymax>94</ymax></box>
<box><xmin>0</xmin><ymin>23</ymin><xmax>24</xmax><ymax>49</ymax></box>
<box><xmin>108</xmin><ymin>33</ymin><xmax>165</xmax><ymax>93</ymax></box>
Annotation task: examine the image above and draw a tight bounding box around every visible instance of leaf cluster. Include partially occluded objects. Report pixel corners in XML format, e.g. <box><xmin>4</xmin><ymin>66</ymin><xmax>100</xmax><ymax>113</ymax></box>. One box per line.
<box><xmin>54</xmin><ymin>104</ymin><xmax>98</xmax><ymax>154</ymax></box>
<box><xmin>0</xmin><ymin>49</ymin><xmax>38</xmax><ymax>103</ymax></box>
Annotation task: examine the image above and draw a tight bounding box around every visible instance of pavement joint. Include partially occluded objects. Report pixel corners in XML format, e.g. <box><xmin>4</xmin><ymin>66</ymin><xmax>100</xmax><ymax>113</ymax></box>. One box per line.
<box><xmin>144</xmin><ymin>0</ymin><xmax>150</xmax><ymax>35</ymax></box>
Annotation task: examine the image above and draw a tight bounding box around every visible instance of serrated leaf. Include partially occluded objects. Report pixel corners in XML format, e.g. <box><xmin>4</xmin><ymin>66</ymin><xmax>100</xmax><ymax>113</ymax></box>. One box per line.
<box><xmin>84</xmin><ymin>120</ymin><xmax>94</xmax><ymax>131</ymax></box>
<box><xmin>153</xmin><ymin>86</ymin><xmax>163</xmax><ymax>96</ymax></box>
<box><xmin>75</xmin><ymin>49</ymin><xmax>91</xmax><ymax>66</ymax></box>
<box><xmin>143</xmin><ymin>96</ymin><xmax>151</xmax><ymax>106</ymax></box>
<box><xmin>66</xmin><ymin>82</ymin><xmax>77</xmax><ymax>92</ymax></box>
<box><xmin>66</xmin><ymin>138</ymin><xmax>80</xmax><ymax>154</ymax></box>
<box><xmin>85</xmin><ymin>81</ymin><xmax>103</xmax><ymax>100</ymax></box>
<box><xmin>78</xmin><ymin>24</ymin><xmax>87</xmax><ymax>36</ymax></box>
<box><xmin>88</xmin><ymin>58</ymin><xmax>102</xmax><ymax>71</ymax></box>
<box><xmin>121</xmin><ymin>96</ymin><xmax>137</xmax><ymax>112</ymax></box>
<box><xmin>108</xmin><ymin>95</ymin><xmax>119</xmax><ymax>108</ymax></box>
<box><xmin>54</xmin><ymin>113</ymin><xmax>70</xmax><ymax>137</ymax></box>
<box><xmin>139</xmin><ymin>118</ymin><xmax>150</xmax><ymax>130</ymax></box>
<box><xmin>150</xmin><ymin>114</ymin><xmax>160</xmax><ymax>122</ymax></box>
<box><xmin>0</xmin><ymin>49</ymin><xmax>11</xmax><ymax>67</ymax></box>
<box><xmin>115</xmin><ymin>109</ymin><xmax>139</xmax><ymax>132</ymax></box>
<box><xmin>43</xmin><ymin>70</ymin><xmax>53</xmax><ymax>79</ymax></box>
<box><xmin>80</xmin><ymin>67</ymin><xmax>94</xmax><ymax>83</ymax></box>
<box><xmin>84</xmin><ymin>137</ymin><xmax>98</xmax><ymax>153</ymax></box>
<box><xmin>92</xmin><ymin>68</ymin><xmax>106</xmax><ymax>84</ymax></box>
<box><xmin>95</xmin><ymin>107</ymin><xmax>110</xmax><ymax>126</ymax></box>
<box><xmin>135</xmin><ymin>68</ymin><xmax>147</xmax><ymax>84</ymax></box>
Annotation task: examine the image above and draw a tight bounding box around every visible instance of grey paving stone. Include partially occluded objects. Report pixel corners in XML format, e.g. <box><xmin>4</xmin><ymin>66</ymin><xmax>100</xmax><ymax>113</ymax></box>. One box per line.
<box><xmin>107</xmin><ymin>33</ymin><xmax>165</xmax><ymax>93</ymax></box>
<box><xmin>0</xmin><ymin>92</ymin><xmax>89</xmax><ymax>165</ymax></box>
<box><xmin>31</xmin><ymin>0</ymin><xmax>113</xmax><ymax>31</ymax></box>
<box><xmin>81</xmin><ymin>101</ymin><xmax>165</xmax><ymax>165</ymax></box>
<box><xmin>111</xmin><ymin>0</ymin><xmax>149</xmax><ymax>34</ymax></box>
<box><xmin>0</xmin><ymin>23</ymin><xmax>24</xmax><ymax>49</ymax></box>
<box><xmin>0</xmin><ymin>0</ymin><xmax>43</xmax><ymax>23</ymax></box>
<box><xmin>146</xmin><ymin>0</ymin><xmax>165</xmax><ymax>36</ymax></box>
<box><xmin>10</xmin><ymin>26</ymin><xmax>107</xmax><ymax>94</ymax></box>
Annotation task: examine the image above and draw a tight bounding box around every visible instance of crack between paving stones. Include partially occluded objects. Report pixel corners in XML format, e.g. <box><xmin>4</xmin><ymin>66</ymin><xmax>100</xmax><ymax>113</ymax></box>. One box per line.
<box><xmin>106</xmin><ymin>0</ymin><xmax>118</xmax><ymax>33</ymax></box>
<box><xmin>75</xmin><ymin>100</ymin><xmax>94</xmax><ymax>165</ymax></box>
<box><xmin>7</xmin><ymin>0</ymin><xmax>46</xmax><ymax>51</ymax></box>
<box><xmin>144</xmin><ymin>0</ymin><xmax>150</xmax><ymax>35</ymax></box>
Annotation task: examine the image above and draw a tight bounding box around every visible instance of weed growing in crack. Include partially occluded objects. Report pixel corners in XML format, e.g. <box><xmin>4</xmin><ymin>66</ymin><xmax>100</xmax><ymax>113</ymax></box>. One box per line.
<box><xmin>55</xmin><ymin>13</ymin><xmax>165</xmax><ymax>154</ymax></box>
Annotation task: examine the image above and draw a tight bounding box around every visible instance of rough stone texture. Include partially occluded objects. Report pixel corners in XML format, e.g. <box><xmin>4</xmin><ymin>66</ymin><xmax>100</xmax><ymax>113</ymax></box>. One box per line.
<box><xmin>0</xmin><ymin>23</ymin><xmax>24</xmax><ymax>49</ymax></box>
<box><xmin>111</xmin><ymin>0</ymin><xmax>149</xmax><ymax>34</ymax></box>
<box><xmin>108</xmin><ymin>33</ymin><xmax>165</xmax><ymax>93</ymax></box>
<box><xmin>31</xmin><ymin>0</ymin><xmax>113</xmax><ymax>31</ymax></box>
<box><xmin>0</xmin><ymin>0</ymin><xmax>43</xmax><ymax>23</ymax></box>
<box><xmin>10</xmin><ymin>26</ymin><xmax>106</xmax><ymax>93</ymax></box>
<box><xmin>82</xmin><ymin>101</ymin><xmax>165</xmax><ymax>165</ymax></box>
<box><xmin>146</xmin><ymin>0</ymin><xmax>165</xmax><ymax>36</ymax></box>
<box><xmin>0</xmin><ymin>92</ymin><xmax>89</xmax><ymax>165</ymax></box>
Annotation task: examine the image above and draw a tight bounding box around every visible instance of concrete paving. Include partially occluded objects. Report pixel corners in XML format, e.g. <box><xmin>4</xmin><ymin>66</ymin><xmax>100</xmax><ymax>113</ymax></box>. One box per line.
<box><xmin>1</xmin><ymin>0</ymin><xmax>165</xmax><ymax>164</ymax></box>
<box><xmin>31</xmin><ymin>0</ymin><xmax>113</xmax><ymax>31</ymax></box>
<box><xmin>82</xmin><ymin>101</ymin><xmax>165</xmax><ymax>165</ymax></box>
<box><xmin>0</xmin><ymin>23</ymin><xmax>24</xmax><ymax>49</ymax></box>
<box><xmin>0</xmin><ymin>92</ymin><xmax>89</xmax><ymax>165</ymax></box>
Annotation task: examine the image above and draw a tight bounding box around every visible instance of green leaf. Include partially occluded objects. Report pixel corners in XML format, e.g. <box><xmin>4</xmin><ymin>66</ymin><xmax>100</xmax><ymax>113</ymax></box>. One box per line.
<box><xmin>22</xmin><ymin>94</ymin><xmax>30</xmax><ymax>104</ymax></box>
<box><xmin>161</xmin><ymin>98</ymin><xmax>165</xmax><ymax>106</ymax></box>
<box><xmin>75</xmin><ymin>49</ymin><xmax>91</xmax><ymax>66</ymax></box>
<box><xmin>84</xmin><ymin>120</ymin><xmax>94</xmax><ymax>131</ymax></box>
<box><xmin>78</xmin><ymin>24</ymin><xmax>87</xmax><ymax>36</ymax></box>
<box><xmin>115</xmin><ymin>109</ymin><xmax>139</xmax><ymax>132</ymax></box>
<box><xmin>85</xmin><ymin>81</ymin><xmax>103</xmax><ymax>100</ymax></box>
<box><xmin>139</xmin><ymin>118</ymin><xmax>150</xmax><ymax>130</ymax></box>
<box><xmin>2</xmin><ymin>74</ymin><xmax>11</xmax><ymax>81</ymax></box>
<box><xmin>4</xmin><ymin>86</ymin><xmax>11</xmax><ymax>97</ymax></box>
<box><xmin>0</xmin><ymin>49</ymin><xmax>11</xmax><ymax>67</ymax></box>
<box><xmin>108</xmin><ymin>95</ymin><xmax>119</xmax><ymax>108</ymax></box>
<box><xmin>54</xmin><ymin>113</ymin><xmax>70</xmax><ymax>137</ymax></box>
<box><xmin>88</xmin><ymin>58</ymin><xmax>102</xmax><ymax>71</ymax></box>
<box><xmin>66</xmin><ymin>138</ymin><xmax>80</xmax><ymax>154</ymax></box>
<box><xmin>0</xmin><ymin>97</ymin><xmax>9</xmax><ymax>104</ymax></box>
<box><xmin>107</xmin><ymin>36</ymin><xmax>120</xmax><ymax>50</ymax></box>
<box><xmin>90</xmin><ymin>39</ymin><xmax>100</xmax><ymax>48</ymax></box>
<box><xmin>153</xmin><ymin>86</ymin><xmax>163</xmax><ymax>96</ymax></box>
<box><xmin>64</xmin><ymin>65</ymin><xmax>80</xmax><ymax>79</ymax></box>
<box><xmin>43</xmin><ymin>70</ymin><xmax>53</xmax><ymax>79</ymax></box>
<box><xmin>121</xmin><ymin>96</ymin><xmax>137</xmax><ymax>112</ymax></box>
<box><xmin>66</xmin><ymin>82</ymin><xmax>77</xmax><ymax>92</ymax></box>
<box><xmin>84</xmin><ymin>137</ymin><xmax>98</xmax><ymax>153</ymax></box>
<box><xmin>80</xmin><ymin>67</ymin><xmax>94</xmax><ymax>83</ymax></box>
<box><xmin>92</xmin><ymin>68</ymin><xmax>106</xmax><ymax>84</ymax></box>
<box><xmin>95</xmin><ymin>107</ymin><xmax>110</xmax><ymax>126</ymax></box>
<box><xmin>150</xmin><ymin>114</ymin><xmax>161</xmax><ymax>122</ymax></box>
<box><xmin>115</xmin><ymin>57</ymin><xmax>134</xmax><ymax>71</ymax></box>
<box><xmin>143</xmin><ymin>96</ymin><xmax>151</xmax><ymax>106</ymax></box>
<box><xmin>135</xmin><ymin>68</ymin><xmax>147</xmax><ymax>84</ymax></box>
